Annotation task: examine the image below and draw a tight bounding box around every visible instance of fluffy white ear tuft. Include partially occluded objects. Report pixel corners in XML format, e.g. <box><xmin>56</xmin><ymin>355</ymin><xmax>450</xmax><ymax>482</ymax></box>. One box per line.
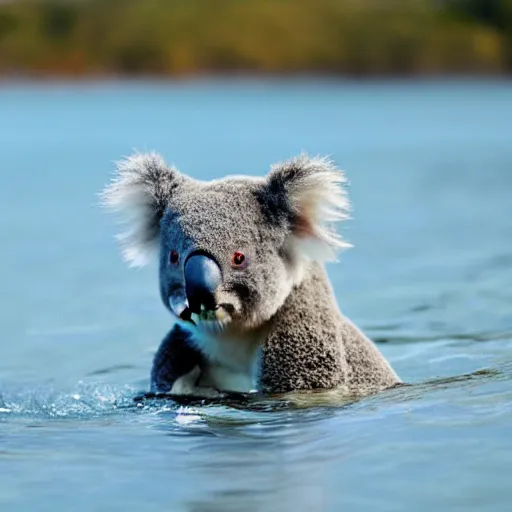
<box><xmin>101</xmin><ymin>152</ymin><xmax>183</xmax><ymax>267</ymax></box>
<box><xmin>268</xmin><ymin>153</ymin><xmax>352</xmax><ymax>262</ymax></box>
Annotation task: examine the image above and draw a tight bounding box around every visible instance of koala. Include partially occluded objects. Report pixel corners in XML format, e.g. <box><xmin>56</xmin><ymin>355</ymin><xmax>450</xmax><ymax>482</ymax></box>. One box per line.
<box><xmin>102</xmin><ymin>152</ymin><xmax>400</xmax><ymax>397</ymax></box>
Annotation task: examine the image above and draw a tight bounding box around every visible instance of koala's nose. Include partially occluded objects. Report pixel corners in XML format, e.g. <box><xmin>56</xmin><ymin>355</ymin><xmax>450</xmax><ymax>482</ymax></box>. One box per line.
<box><xmin>184</xmin><ymin>253</ymin><xmax>222</xmax><ymax>314</ymax></box>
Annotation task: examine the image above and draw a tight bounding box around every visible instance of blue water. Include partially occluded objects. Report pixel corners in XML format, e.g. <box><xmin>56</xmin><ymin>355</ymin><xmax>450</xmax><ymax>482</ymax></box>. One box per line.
<box><xmin>1</xmin><ymin>79</ymin><xmax>511</xmax><ymax>511</ymax></box>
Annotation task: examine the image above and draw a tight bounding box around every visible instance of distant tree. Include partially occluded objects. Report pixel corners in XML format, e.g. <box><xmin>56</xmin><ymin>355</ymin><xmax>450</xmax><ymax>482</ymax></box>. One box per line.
<box><xmin>446</xmin><ymin>0</ymin><xmax>512</xmax><ymax>30</ymax></box>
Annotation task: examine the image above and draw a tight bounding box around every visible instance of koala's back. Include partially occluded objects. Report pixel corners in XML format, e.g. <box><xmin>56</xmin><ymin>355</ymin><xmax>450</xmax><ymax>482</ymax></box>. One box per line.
<box><xmin>259</xmin><ymin>263</ymin><xmax>400</xmax><ymax>394</ymax></box>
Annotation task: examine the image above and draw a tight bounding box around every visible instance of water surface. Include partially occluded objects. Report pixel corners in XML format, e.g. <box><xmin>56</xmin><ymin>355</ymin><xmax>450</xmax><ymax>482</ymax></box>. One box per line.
<box><xmin>0</xmin><ymin>79</ymin><xmax>511</xmax><ymax>511</ymax></box>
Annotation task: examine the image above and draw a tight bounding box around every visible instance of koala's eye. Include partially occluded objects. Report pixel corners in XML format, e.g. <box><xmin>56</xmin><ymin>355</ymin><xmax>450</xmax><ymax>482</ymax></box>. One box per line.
<box><xmin>231</xmin><ymin>251</ymin><xmax>246</xmax><ymax>268</ymax></box>
<box><xmin>169</xmin><ymin>250</ymin><xmax>179</xmax><ymax>265</ymax></box>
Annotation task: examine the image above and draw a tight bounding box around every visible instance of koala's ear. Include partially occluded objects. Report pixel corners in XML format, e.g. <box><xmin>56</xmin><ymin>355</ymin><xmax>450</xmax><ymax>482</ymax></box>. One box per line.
<box><xmin>101</xmin><ymin>152</ymin><xmax>185</xmax><ymax>267</ymax></box>
<box><xmin>263</xmin><ymin>153</ymin><xmax>351</xmax><ymax>261</ymax></box>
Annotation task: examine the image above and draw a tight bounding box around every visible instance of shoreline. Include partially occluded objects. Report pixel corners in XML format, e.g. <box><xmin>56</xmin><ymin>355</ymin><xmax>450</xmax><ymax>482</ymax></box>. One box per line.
<box><xmin>1</xmin><ymin>73</ymin><xmax>511</xmax><ymax>86</ymax></box>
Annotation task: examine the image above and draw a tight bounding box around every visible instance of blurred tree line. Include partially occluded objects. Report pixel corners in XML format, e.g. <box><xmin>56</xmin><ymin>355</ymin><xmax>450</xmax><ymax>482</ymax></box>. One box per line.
<box><xmin>0</xmin><ymin>0</ymin><xmax>510</xmax><ymax>77</ymax></box>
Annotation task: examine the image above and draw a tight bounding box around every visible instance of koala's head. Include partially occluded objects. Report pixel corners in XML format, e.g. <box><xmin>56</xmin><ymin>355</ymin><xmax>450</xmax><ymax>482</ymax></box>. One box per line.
<box><xmin>102</xmin><ymin>152</ymin><xmax>350</xmax><ymax>338</ymax></box>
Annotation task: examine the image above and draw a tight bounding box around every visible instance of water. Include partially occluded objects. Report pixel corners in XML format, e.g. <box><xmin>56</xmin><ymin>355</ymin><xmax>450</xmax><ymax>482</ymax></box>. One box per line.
<box><xmin>0</xmin><ymin>79</ymin><xmax>511</xmax><ymax>511</ymax></box>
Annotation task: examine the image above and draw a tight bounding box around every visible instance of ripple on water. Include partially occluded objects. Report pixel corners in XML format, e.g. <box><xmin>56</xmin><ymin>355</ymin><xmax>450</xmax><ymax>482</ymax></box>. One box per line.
<box><xmin>0</xmin><ymin>365</ymin><xmax>504</xmax><ymax>434</ymax></box>
<box><xmin>0</xmin><ymin>364</ymin><xmax>509</xmax><ymax>436</ymax></box>
<box><xmin>0</xmin><ymin>382</ymin><xmax>136</xmax><ymax>421</ymax></box>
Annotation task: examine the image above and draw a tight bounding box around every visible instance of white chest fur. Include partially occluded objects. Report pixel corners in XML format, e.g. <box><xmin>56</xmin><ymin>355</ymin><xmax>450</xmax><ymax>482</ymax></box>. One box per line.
<box><xmin>198</xmin><ymin>363</ymin><xmax>257</xmax><ymax>393</ymax></box>
<box><xmin>195</xmin><ymin>332</ymin><xmax>262</xmax><ymax>392</ymax></box>
<box><xmin>177</xmin><ymin>327</ymin><xmax>265</xmax><ymax>394</ymax></box>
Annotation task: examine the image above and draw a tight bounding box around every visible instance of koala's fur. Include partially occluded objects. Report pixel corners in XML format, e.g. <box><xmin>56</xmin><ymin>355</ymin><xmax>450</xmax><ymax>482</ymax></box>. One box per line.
<box><xmin>102</xmin><ymin>152</ymin><xmax>400</xmax><ymax>396</ymax></box>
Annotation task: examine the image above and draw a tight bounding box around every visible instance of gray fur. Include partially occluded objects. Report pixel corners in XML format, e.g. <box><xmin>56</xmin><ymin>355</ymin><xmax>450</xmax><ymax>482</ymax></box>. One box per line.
<box><xmin>101</xmin><ymin>153</ymin><xmax>184</xmax><ymax>266</ymax></box>
<box><xmin>260</xmin><ymin>262</ymin><xmax>399</xmax><ymax>394</ymax></box>
<box><xmin>150</xmin><ymin>324</ymin><xmax>203</xmax><ymax>392</ymax></box>
<box><xmin>102</xmin><ymin>152</ymin><xmax>401</xmax><ymax>396</ymax></box>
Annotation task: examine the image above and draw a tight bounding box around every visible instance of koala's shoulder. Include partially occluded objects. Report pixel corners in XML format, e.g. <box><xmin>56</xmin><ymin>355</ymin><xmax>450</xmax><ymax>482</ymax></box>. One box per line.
<box><xmin>259</xmin><ymin>264</ymin><xmax>347</xmax><ymax>393</ymax></box>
